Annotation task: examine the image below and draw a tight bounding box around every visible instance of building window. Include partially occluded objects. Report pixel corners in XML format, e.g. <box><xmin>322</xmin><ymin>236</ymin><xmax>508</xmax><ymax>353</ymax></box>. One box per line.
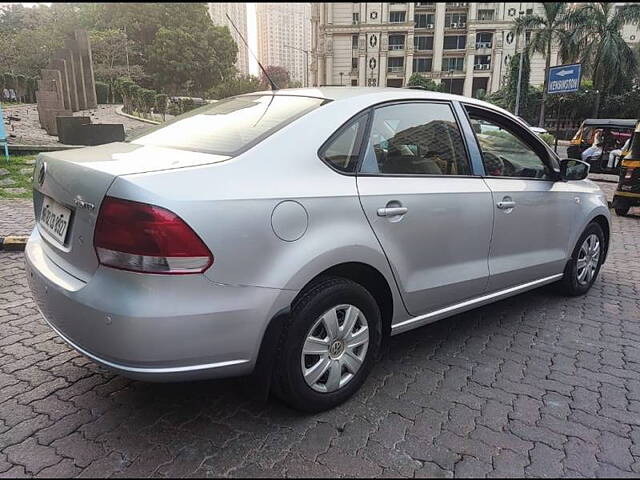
<box><xmin>442</xmin><ymin>57</ymin><xmax>464</xmax><ymax>71</ymax></box>
<box><xmin>443</xmin><ymin>35</ymin><xmax>466</xmax><ymax>50</ymax></box>
<box><xmin>414</xmin><ymin>13</ymin><xmax>435</xmax><ymax>28</ymax></box>
<box><xmin>351</xmin><ymin>79</ymin><xmax>358</xmax><ymax>86</ymax></box>
<box><xmin>352</xmin><ymin>34</ymin><xmax>359</xmax><ymax>49</ymax></box>
<box><xmin>526</xmin><ymin>8</ymin><xmax>533</xmax><ymax>15</ymax></box>
<box><xmin>474</xmin><ymin>54</ymin><xmax>491</xmax><ymax>70</ymax></box>
<box><xmin>412</xmin><ymin>57</ymin><xmax>432</xmax><ymax>72</ymax></box>
<box><xmin>477</xmin><ymin>9</ymin><xmax>494</xmax><ymax>21</ymax></box>
<box><xmin>414</xmin><ymin>36</ymin><xmax>434</xmax><ymax>50</ymax></box>
<box><xmin>352</xmin><ymin>57</ymin><xmax>359</xmax><ymax>69</ymax></box>
<box><xmin>476</xmin><ymin>32</ymin><xmax>493</xmax><ymax>48</ymax></box>
<box><xmin>389</xmin><ymin>34</ymin><xmax>406</xmax><ymax>50</ymax></box>
<box><xmin>444</xmin><ymin>13</ymin><xmax>467</xmax><ymax>28</ymax></box>
<box><xmin>388</xmin><ymin>57</ymin><xmax>405</xmax><ymax>72</ymax></box>
<box><xmin>390</xmin><ymin>11</ymin><xmax>406</xmax><ymax>22</ymax></box>
<box><xmin>353</xmin><ymin>12</ymin><xmax>360</xmax><ymax>24</ymax></box>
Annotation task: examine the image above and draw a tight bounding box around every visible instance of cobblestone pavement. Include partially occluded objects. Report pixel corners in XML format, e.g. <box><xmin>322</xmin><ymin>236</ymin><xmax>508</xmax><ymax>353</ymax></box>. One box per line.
<box><xmin>0</xmin><ymin>199</ymin><xmax>33</xmax><ymax>237</ymax></box>
<box><xmin>0</xmin><ymin>188</ymin><xmax>639</xmax><ymax>478</ymax></box>
<box><xmin>3</xmin><ymin>104</ymin><xmax>153</xmax><ymax>146</ymax></box>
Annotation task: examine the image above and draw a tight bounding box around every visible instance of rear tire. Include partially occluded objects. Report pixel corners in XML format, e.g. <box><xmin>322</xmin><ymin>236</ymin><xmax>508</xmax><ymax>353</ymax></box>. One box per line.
<box><xmin>272</xmin><ymin>276</ymin><xmax>381</xmax><ymax>412</ymax></box>
<box><xmin>560</xmin><ymin>222</ymin><xmax>605</xmax><ymax>296</ymax></box>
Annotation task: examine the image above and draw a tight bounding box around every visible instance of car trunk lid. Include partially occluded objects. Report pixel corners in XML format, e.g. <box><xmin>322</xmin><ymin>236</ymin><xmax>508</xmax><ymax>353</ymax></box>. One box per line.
<box><xmin>32</xmin><ymin>142</ymin><xmax>230</xmax><ymax>282</ymax></box>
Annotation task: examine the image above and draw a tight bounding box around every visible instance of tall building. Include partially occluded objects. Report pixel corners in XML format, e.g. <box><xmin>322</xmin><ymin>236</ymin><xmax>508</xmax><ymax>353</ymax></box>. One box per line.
<box><xmin>256</xmin><ymin>3</ymin><xmax>312</xmax><ymax>86</ymax></box>
<box><xmin>208</xmin><ymin>3</ymin><xmax>250</xmax><ymax>76</ymax></box>
<box><xmin>311</xmin><ymin>2</ymin><xmax>640</xmax><ymax>95</ymax></box>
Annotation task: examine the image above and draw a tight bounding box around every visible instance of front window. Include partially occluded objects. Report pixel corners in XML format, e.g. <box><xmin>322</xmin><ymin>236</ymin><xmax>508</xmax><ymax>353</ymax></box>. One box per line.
<box><xmin>442</xmin><ymin>57</ymin><xmax>464</xmax><ymax>71</ymax></box>
<box><xmin>360</xmin><ymin>103</ymin><xmax>471</xmax><ymax>175</ymax></box>
<box><xmin>467</xmin><ymin>110</ymin><xmax>551</xmax><ymax>179</ymax></box>
<box><xmin>413</xmin><ymin>57</ymin><xmax>432</xmax><ymax>72</ymax></box>
<box><xmin>132</xmin><ymin>95</ymin><xmax>326</xmax><ymax>156</ymax></box>
<box><xmin>414</xmin><ymin>13</ymin><xmax>435</xmax><ymax>28</ymax></box>
<box><xmin>476</xmin><ymin>32</ymin><xmax>493</xmax><ymax>48</ymax></box>
<box><xmin>390</xmin><ymin>11</ymin><xmax>406</xmax><ymax>22</ymax></box>
<box><xmin>444</xmin><ymin>13</ymin><xmax>467</xmax><ymax>27</ymax></box>
<box><xmin>414</xmin><ymin>36</ymin><xmax>434</xmax><ymax>50</ymax></box>
<box><xmin>443</xmin><ymin>35</ymin><xmax>466</xmax><ymax>50</ymax></box>
<box><xmin>389</xmin><ymin>35</ymin><xmax>406</xmax><ymax>50</ymax></box>
<box><xmin>388</xmin><ymin>57</ymin><xmax>405</xmax><ymax>73</ymax></box>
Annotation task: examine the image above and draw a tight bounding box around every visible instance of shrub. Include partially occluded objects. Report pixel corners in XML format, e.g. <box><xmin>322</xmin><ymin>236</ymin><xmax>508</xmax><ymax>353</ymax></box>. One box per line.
<box><xmin>95</xmin><ymin>81</ymin><xmax>109</xmax><ymax>104</ymax></box>
<box><xmin>538</xmin><ymin>133</ymin><xmax>556</xmax><ymax>147</ymax></box>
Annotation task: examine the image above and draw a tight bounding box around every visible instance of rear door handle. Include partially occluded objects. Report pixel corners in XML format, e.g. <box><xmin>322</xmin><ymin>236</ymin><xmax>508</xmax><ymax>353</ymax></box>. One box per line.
<box><xmin>377</xmin><ymin>207</ymin><xmax>408</xmax><ymax>217</ymax></box>
<box><xmin>496</xmin><ymin>200</ymin><xmax>516</xmax><ymax>209</ymax></box>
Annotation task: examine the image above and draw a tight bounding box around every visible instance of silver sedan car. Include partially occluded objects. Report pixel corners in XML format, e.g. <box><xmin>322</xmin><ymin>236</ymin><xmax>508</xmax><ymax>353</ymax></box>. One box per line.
<box><xmin>26</xmin><ymin>88</ymin><xmax>610</xmax><ymax>412</ymax></box>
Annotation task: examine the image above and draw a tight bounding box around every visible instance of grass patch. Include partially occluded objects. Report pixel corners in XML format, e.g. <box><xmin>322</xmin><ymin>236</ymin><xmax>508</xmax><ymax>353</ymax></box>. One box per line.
<box><xmin>0</xmin><ymin>154</ymin><xmax>36</xmax><ymax>199</ymax></box>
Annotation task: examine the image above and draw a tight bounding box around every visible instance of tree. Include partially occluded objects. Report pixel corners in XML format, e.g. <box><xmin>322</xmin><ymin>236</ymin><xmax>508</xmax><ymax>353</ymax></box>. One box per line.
<box><xmin>574</xmin><ymin>2</ymin><xmax>640</xmax><ymax>117</ymax></box>
<box><xmin>209</xmin><ymin>74</ymin><xmax>262</xmax><ymax>100</ymax></box>
<box><xmin>407</xmin><ymin>73</ymin><xmax>445</xmax><ymax>91</ymax></box>
<box><xmin>514</xmin><ymin>3</ymin><xmax>582</xmax><ymax>126</ymax></box>
<box><xmin>505</xmin><ymin>52</ymin><xmax>530</xmax><ymax>114</ymax></box>
<box><xmin>155</xmin><ymin>93</ymin><xmax>168</xmax><ymax>121</ymax></box>
<box><xmin>260</xmin><ymin>66</ymin><xmax>290</xmax><ymax>89</ymax></box>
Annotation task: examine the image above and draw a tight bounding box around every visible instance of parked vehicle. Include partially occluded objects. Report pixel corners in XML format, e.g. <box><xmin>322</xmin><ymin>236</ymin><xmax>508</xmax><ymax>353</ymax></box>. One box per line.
<box><xmin>612</xmin><ymin>120</ymin><xmax>640</xmax><ymax>216</ymax></box>
<box><xmin>517</xmin><ymin>116</ymin><xmax>548</xmax><ymax>135</ymax></box>
<box><xmin>568</xmin><ymin>118</ymin><xmax>635</xmax><ymax>173</ymax></box>
<box><xmin>26</xmin><ymin>88</ymin><xmax>611</xmax><ymax>412</ymax></box>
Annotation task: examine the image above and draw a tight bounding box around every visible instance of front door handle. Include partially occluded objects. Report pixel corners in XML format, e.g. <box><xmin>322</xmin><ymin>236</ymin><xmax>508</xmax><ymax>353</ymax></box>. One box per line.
<box><xmin>496</xmin><ymin>199</ymin><xmax>516</xmax><ymax>210</ymax></box>
<box><xmin>377</xmin><ymin>207</ymin><xmax>408</xmax><ymax>217</ymax></box>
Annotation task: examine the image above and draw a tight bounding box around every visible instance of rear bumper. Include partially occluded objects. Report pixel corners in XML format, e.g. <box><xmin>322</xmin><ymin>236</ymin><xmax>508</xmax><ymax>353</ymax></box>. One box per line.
<box><xmin>25</xmin><ymin>229</ymin><xmax>296</xmax><ymax>382</ymax></box>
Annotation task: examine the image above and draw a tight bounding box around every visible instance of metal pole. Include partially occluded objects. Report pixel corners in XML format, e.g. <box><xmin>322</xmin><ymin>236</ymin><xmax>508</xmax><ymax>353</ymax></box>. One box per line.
<box><xmin>514</xmin><ymin>32</ymin><xmax>525</xmax><ymax>115</ymax></box>
<box><xmin>554</xmin><ymin>96</ymin><xmax>561</xmax><ymax>154</ymax></box>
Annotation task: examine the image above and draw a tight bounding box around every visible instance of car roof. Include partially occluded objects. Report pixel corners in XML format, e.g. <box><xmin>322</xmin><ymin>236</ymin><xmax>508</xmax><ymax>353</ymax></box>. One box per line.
<box><xmin>582</xmin><ymin>118</ymin><xmax>637</xmax><ymax>128</ymax></box>
<box><xmin>243</xmin><ymin>87</ymin><xmax>513</xmax><ymax>116</ymax></box>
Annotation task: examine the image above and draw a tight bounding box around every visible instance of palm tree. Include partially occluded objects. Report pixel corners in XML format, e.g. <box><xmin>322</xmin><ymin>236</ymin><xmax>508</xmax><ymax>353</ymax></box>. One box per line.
<box><xmin>575</xmin><ymin>2</ymin><xmax>640</xmax><ymax>117</ymax></box>
<box><xmin>514</xmin><ymin>3</ymin><xmax>582</xmax><ymax>127</ymax></box>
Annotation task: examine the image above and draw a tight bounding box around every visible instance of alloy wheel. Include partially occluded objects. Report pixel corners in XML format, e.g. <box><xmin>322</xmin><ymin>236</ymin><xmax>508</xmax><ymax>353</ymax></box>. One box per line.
<box><xmin>576</xmin><ymin>233</ymin><xmax>600</xmax><ymax>286</ymax></box>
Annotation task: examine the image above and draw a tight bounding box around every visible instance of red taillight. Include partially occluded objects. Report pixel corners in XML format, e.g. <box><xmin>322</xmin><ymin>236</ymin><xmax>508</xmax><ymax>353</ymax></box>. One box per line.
<box><xmin>94</xmin><ymin>197</ymin><xmax>213</xmax><ymax>274</ymax></box>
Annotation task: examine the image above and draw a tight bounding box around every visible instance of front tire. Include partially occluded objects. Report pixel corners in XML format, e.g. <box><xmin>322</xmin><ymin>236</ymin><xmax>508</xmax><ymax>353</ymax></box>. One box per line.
<box><xmin>273</xmin><ymin>276</ymin><xmax>381</xmax><ymax>412</ymax></box>
<box><xmin>560</xmin><ymin>222</ymin><xmax>605</xmax><ymax>296</ymax></box>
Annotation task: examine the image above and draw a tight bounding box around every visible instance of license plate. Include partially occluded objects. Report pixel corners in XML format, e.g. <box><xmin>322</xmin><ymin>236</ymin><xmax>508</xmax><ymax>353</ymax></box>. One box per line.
<box><xmin>39</xmin><ymin>196</ymin><xmax>72</xmax><ymax>245</ymax></box>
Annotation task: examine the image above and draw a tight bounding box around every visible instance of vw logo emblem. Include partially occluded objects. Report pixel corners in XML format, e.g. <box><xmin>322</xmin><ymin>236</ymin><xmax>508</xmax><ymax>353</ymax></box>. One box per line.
<box><xmin>37</xmin><ymin>161</ymin><xmax>47</xmax><ymax>186</ymax></box>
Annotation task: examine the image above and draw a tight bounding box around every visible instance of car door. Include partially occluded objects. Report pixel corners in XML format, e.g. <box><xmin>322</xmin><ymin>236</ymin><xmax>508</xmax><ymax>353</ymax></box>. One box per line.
<box><xmin>464</xmin><ymin>105</ymin><xmax>575</xmax><ymax>292</ymax></box>
<box><xmin>356</xmin><ymin>101</ymin><xmax>494</xmax><ymax>316</ymax></box>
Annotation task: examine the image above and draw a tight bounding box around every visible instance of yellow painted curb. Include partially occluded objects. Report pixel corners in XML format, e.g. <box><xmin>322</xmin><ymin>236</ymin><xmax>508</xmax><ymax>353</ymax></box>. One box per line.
<box><xmin>1</xmin><ymin>236</ymin><xmax>28</xmax><ymax>251</ymax></box>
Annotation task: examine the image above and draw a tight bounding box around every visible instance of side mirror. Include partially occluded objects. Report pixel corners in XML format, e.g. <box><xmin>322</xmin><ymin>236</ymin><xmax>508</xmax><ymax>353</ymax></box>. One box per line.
<box><xmin>559</xmin><ymin>158</ymin><xmax>590</xmax><ymax>181</ymax></box>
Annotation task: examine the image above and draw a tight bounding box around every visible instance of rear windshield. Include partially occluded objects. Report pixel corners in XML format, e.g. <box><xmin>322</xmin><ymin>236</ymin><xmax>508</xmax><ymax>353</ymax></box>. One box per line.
<box><xmin>130</xmin><ymin>95</ymin><xmax>327</xmax><ymax>156</ymax></box>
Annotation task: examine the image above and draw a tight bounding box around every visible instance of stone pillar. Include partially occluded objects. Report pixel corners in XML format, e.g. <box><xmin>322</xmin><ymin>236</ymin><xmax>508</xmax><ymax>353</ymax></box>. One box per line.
<box><xmin>66</xmin><ymin>37</ymin><xmax>87</xmax><ymax>110</ymax></box>
<box><xmin>56</xmin><ymin>48</ymin><xmax>79</xmax><ymax>112</ymax></box>
<box><xmin>326</xmin><ymin>55</ymin><xmax>333</xmax><ymax>85</ymax></box>
<box><xmin>318</xmin><ymin>55</ymin><xmax>325</xmax><ymax>86</ymax></box>
<box><xmin>379</xmin><ymin>53</ymin><xmax>388</xmax><ymax>87</ymax></box>
<box><xmin>359</xmin><ymin>54</ymin><xmax>366</xmax><ymax>86</ymax></box>
<box><xmin>37</xmin><ymin>69</ymin><xmax>71</xmax><ymax>135</ymax></box>
<box><xmin>75</xmin><ymin>30</ymin><xmax>97</xmax><ymax>109</ymax></box>
<box><xmin>327</xmin><ymin>3</ymin><xmax>333</xmax><ymax>24</ymax></box>
<box><xmin>406</xmin><ymin>32</ymin><xmax>415</xmax><ymax>83</ymax></box>
<box><xmin>432</xmin><ymin>2</ymin><xmax>447</xmax><ymax>80</ymax></box>
<box><xmin>464</xmin><ymin>28</ymin><xmax>476</xmax><ymax>97</ymax></box>
<box><xmin>48</xmin><ymin>58</ymin><xmax>71</xmax><ymax>111</ymax></box>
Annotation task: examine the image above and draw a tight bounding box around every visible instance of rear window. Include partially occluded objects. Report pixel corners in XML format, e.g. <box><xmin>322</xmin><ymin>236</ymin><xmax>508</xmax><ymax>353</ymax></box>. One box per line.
<box><xmin>130</xmin><ymin>95</ymin><xmax>327</xmax><ymax>156</ymax></box>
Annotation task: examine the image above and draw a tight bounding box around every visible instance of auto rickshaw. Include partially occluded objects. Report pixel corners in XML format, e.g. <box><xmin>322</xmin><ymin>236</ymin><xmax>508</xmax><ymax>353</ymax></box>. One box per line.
<box><xmin>568</xmin><ymin>119</ymin><xmax>635</xmax><ymax>174</ymax></box>
<box><xmin>612</xmin><ymin>120</ymin><xmax>640</xmax><ymax>216</ymax></box>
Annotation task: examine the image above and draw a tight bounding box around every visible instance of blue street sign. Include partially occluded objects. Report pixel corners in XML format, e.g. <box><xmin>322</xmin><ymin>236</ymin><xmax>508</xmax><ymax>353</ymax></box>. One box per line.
<box><xmin>547</xmin><ymin>63</ymin><xmax>582</xmax><ymax>94</ymax></box>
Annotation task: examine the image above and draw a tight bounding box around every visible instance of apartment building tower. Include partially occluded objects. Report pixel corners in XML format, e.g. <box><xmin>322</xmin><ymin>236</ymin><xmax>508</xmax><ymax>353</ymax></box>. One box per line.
<box><xmin>208</xmin><ymin>3</ymin><xmax>250</xmax><ymax>75</ymax></box>
<box><xmin>311</xmin><ymin>2</ymin><xmax>565</xmax><ymax>95</ymax></box>
<box><xmin>257</xmin><ymin>3</ymin><xmax>312</xmax><ymax>86</ymax></box>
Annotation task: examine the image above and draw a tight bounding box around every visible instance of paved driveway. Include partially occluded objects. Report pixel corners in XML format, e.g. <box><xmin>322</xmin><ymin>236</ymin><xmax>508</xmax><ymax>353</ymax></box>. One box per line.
<box><xmin>1</xmin><ymin>191</ymin><xmax>640</xmax><ymax>477</ymax></box>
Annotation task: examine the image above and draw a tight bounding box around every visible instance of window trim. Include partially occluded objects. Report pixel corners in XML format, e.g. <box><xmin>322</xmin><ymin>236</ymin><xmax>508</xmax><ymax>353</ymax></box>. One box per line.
<box><xmin>317</xmin><ymin>111</ymin><xmax>371</xmax><ymax>176</ymax></box>
<box><xmin>462</xmin><ymin>103</ymin><xmax>561</xmax><ymax>181</ymax></box>
<box><xmin>354</xmin><ymin>99</ymin><xmax>477</xmax><ymax>178</ymax></box>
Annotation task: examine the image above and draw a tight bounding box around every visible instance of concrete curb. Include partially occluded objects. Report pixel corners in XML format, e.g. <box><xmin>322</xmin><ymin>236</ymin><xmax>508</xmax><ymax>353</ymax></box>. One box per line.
<box><xmin>0</xmin><ymin>235</ymin><xmax>28</xmax><ymax>251</ymax></box>
<box><xmin>115</xmin><ymin>106</ymin><xmax>161</xmax><ymax>125</ymax></box>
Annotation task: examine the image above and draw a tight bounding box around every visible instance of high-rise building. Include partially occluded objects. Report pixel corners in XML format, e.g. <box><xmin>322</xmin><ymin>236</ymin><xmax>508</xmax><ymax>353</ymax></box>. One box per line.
<box><xmin>310</xmin><ymin>2</ymin><xmax>640</xmax><ymax>95</ymax></box>
<box><xmin>256</xmin><ymin>3</ymin><xmax>312</xmax><ymax>86</ymax></box>
<box><xmin>208</xmin><ymin>3</ymin><xmax>250</xmax><ymax>76</ymax></box>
